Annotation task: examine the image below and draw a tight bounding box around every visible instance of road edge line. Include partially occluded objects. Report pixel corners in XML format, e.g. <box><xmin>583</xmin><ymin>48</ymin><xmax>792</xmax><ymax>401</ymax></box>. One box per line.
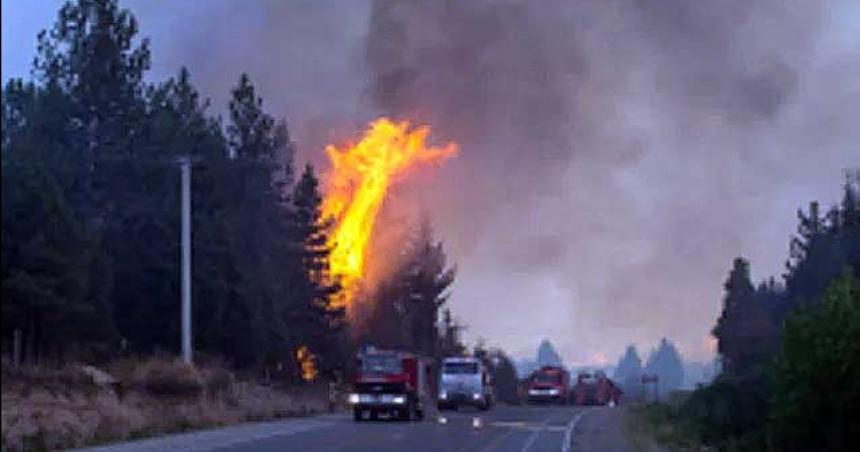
<box><xmin>561</xmin><ymin>411</ymin><xmax>586</xmax><ymax>452</ymax></box>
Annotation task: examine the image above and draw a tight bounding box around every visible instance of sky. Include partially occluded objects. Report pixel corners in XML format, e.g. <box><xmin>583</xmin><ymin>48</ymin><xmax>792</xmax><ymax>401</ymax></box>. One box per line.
<box><xmin>3</xmin><ymin>0</ymin><xmax>859</xmax><ymax>367</ymax></box>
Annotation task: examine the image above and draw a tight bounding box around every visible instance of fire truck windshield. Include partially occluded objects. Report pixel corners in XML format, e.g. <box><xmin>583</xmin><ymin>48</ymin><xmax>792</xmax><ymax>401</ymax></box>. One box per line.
<box><xmin>533</xmin><ymin>373</ymin><xmax>562</xmax><ymax>384</ymax></box>
<box><xmin>360</xmin><ymin>354</ymin><xmax>402</xmax><ymax>374</ymax></box>
<box><xmin>443</xmin><ymin>362</ymin><xmax>478</xmax><ymax>374</ymax></box>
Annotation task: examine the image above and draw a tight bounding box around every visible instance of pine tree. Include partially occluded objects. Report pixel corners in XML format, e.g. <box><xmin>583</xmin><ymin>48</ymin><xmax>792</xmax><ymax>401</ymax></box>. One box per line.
<box><xmin>201</xmin><ymin>73</ymin><xmax>290</xmax><ymax>368</ymax></box>
<box><xmin>784</xmin><ymin>189</ymin><xmax>858</xmax><ymax>310</ymax></box>
<box><xmin>363</xmin><ymin>219</ymin><xmax>456</xmax><ymax>356</ymax></box>
<box><xmin>613</xmin><ymin>345</ymin><xmax>643</xmax><ymax>397</ymax></box>
<box><xmin>289</xmin><ymin>164</ymin><xmax>344</xmax><ymax>377</ymax></box>
<box><xmin>33</xmin><ymin>0</ymin><xmax>151</xmax><ymax>217</ymax></box>
<box><xmin>713</xmin><ymin>257</ymin><xmax>756</xmax><ymax>377</ymax></box>
<box><xmin>400</xmin><ymin>220</ymin><xmax>456</xmax><ymax>356</ymax></box>
<box><xmin>1</xmin><ymin>144</ymin><xmax>115</xmax><ymax>363</ymax></box>
<box><xmin>439</xmin><ymin>308</ymin><xmax>466</xmax><ymax>357</ymax></box>
<box><xmin>644</xmin><ymin>338</ymin><xmax>684</xmax><ymax>397</ymax></box>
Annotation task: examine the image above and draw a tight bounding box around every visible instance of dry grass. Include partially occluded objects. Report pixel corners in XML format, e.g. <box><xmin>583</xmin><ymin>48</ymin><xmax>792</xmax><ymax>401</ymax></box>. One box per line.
<box><xmin>1</xmin><ymin>359</ymin><xmax>327</xmax><ymax>451</ymax></box>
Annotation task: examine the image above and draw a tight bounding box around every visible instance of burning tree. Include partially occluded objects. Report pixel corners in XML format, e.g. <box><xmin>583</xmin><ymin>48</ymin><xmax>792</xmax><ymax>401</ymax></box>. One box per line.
<box><xmin>360</xmin><ymin>220</ymin><xmax>456</xmax><ymax>357</ymax></box>
<box><xmin>321</xmin><ymin>118</ymin><xmax>457</xmax><ymax>313</ymax></box>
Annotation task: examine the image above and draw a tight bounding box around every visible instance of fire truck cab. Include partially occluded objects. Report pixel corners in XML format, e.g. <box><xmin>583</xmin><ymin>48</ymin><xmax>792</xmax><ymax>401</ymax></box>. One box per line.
<box><xmin>527</xmin><ymin>366</ymin><xmax>571</xmax><ymax>404</ymax></box>
<box><xmin>349</xmin><ymin>347</ymin><xmax>432</xmax><ymax>421</ymax></box>
<box><xmin>437</xmin><ymin>356</ymin><xmax>494</xmax><ymax>411</ymax></box>
<box><xmin>571</xmin><ymin>371</ymin><xmax>622</xmax><ymax>406</ymax></box>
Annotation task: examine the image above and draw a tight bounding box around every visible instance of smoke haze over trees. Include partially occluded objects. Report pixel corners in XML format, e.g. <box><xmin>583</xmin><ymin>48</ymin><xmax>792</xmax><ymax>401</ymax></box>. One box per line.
<box><xmin>644</xmin><ymin>338</ymin><xmax>684</xmax><ymax>398</ymax></box>
<box><xmin>2</xmin><ymin>0</ymin><xmax>858</xmax><ymax>366</ymax></box>
<box><xmin>14</xmin><ymin>0</ymin><xmax>850</xmax><ymax>365</ymax></box>
<box><xmin>613</xmin><ymin>345</ymin><xmax>643</xmax><ymax>398</ymax></box>
<box><xmin>536</xmin><ymin>340</ymin><xmax>563</xmax><ymax>368</ymax></box>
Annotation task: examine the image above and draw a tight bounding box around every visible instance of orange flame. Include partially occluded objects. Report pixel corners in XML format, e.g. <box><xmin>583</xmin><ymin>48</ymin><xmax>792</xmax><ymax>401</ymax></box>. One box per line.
<box><xmin>296</xmin><ymin>345</ymin><xmax>318</xmax><ymax>382</ymax></box>
<box><xmin>322</xmin><ymin>117</ymin><xmax>457</xmax><ymax>309</ymax></box>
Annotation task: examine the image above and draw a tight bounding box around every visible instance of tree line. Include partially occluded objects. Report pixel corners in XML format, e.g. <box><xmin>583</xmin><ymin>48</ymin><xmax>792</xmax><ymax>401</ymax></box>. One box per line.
<box><xmin>1</xmin><ymin>0</ymin><xmax>350</xmax><ymax>380</ymax></box>
<box><xmin>613</xmin><ymin>338</ymin><xmax>685</xmax><ymax>401</ymax></box>
<box><xmin>1</xmin><ymin>0</ymin><xmax>474</xmax><ymax>384</ymax></box>
<box><xmin>681</xmin><ymin>174</ymin><xmax>860</xmax><ymax>451</ymax></box>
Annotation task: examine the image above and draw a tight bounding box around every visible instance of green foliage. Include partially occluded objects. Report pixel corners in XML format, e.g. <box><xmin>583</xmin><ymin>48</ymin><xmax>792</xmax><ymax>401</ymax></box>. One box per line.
<box><xmin>678</xmin><ymin>377</ymin><xmax>769</xmax><ymax>451</ymax></box>
<box><xmin>689</xmin><ymin>178</ymin><xmax>860</xmax><ymax>451</ymax></box>
<box><xmin>1</xmin><ymin>152</ymin><xmax>116</xmax><ymax>362</ymax></box>
<box><xmin>769</xmin><ymin>271</ymin><xmax>860</xmax><ymax>452</ymax></box>
<box><xmin>785</xmin><ymin>181</ymin><xmax>860</xmax><ymax>311</ymax></box>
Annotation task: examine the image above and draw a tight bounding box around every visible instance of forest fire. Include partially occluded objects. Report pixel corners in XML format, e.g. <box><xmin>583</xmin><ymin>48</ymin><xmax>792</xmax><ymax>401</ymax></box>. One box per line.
<box><xmin>322</xmin><ymin>117</ymin><xmax>457</xmax><ymax>310</ymax></box>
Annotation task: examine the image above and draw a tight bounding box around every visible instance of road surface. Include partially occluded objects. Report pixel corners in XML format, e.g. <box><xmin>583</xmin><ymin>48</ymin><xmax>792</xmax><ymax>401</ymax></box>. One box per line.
<box><xmin>74</xmin><ymin>405</ymin><xmax>642</xmax><ymax>452</ymax></box>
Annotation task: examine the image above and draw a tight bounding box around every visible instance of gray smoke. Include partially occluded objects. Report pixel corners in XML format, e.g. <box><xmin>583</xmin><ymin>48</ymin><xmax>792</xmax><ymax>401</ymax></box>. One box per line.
<box><xmin>128</xmin><ymin>0</ymin><xmax>860</xmax><ymax>363</ymax></box>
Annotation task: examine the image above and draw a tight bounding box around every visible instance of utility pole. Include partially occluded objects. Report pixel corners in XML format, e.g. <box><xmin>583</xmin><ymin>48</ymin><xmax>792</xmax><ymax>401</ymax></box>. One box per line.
<box><xmin>179</xmin><ymin>156</ymin><xmax>193</xmax><ymax>364</ymax></box>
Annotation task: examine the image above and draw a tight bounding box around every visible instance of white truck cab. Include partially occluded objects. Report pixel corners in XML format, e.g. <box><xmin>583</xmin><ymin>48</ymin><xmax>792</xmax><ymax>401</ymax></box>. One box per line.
<box><xmin>437</xmin><ymin>356</ymin><xmax>494</xmax><ymax>410</ymax></box>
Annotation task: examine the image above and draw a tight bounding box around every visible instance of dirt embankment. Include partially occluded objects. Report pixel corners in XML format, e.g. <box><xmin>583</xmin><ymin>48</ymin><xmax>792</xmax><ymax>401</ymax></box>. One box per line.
<box><xmin>1</xmin><ymin>358</ymin><xmax>329</xmax><ymax>451</ymax></box>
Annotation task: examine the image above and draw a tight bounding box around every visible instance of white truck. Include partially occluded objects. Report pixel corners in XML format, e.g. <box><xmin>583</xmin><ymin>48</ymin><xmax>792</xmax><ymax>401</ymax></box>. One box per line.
<box><xmin>437</xmin><ymin>356</ymin><xmax>494</xmax><ymax>410</ymax></box>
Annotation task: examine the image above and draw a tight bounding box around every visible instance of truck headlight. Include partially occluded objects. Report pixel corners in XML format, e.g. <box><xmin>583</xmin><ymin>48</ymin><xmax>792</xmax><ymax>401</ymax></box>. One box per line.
<box><xmin>548</xmin><ymin>388</ymin><xmax>560</xmax><ymax>396</ymax></box>
<box><xmin>439</xmin><ymin>391</ymin><xmax>448</xmax><ymax>400</ymax></box>
<box><xmin>392</xmin><ymin>396</ymin><xmax>406</xmax><ymax>405</ymax></box>
<box><xmin>472</xmin><ymin>393</ymin><xmax>481</xmax><ymax>400</ymax></box>
<box><xmin>348</xmin><ymin>393</ymin><xmax>360</xmax><ymax>404</ymax></box>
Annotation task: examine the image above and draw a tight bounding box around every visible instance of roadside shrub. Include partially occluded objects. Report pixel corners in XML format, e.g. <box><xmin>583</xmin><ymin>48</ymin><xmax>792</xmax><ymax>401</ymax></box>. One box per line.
<box><xmin>133</xmin><ymin>358</ymin><xmax>204</xmax><ymax>397</ymax></box>
<box><xmin>679</xmin><ymin>376</ymin><xmax>768</xmax><ymax>451</ymax></box>
<box><xmin>769</xmin><ymin>271</ymin><xmax>860</xmax><ymax>452</ymax></box>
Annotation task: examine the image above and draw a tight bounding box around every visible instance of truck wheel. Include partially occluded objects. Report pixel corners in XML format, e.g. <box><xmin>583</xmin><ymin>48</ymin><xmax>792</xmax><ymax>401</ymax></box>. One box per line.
<box><xmin>353</xmin><ymin>408</ymin><xmax>363</xmax><ymax>422</ymax></box>
<box><xmin>369</xmin><ymin>409</ymin><xmax>379</xmax><ymax>421</ymax></box>
<box><xmin>399</xmin><ymin>403</ymin><xmax>413</xmax><ymax>421</ymax></box>
<box><xmin>415</xmin><ymin>408</ymin><xmax>424</xmax><ymax>421</ymax></box>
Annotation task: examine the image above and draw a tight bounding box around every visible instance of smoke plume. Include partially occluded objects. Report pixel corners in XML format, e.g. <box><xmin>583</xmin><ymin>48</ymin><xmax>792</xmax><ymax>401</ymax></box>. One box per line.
<box><xmin>129</xmin><ymin>0</ymin><xmax>860</xmax><ymax>363</ymax></box>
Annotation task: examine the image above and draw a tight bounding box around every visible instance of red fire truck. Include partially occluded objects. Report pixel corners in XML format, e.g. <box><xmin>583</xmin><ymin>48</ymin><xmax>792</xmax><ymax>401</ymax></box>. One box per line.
<box><xmin>526</xmin><ymin>366</ymin><xmax>571</xmax><ymax>404</ymax></box>
<box><xmin>348</xmin><ymin>347</ymin><xmax>433</xmax><ymax>421</ymax></box>
<box><xmin>571</xmin><ymin>371</ymin><xmax>622</xmax><ymax>406</ymax></box>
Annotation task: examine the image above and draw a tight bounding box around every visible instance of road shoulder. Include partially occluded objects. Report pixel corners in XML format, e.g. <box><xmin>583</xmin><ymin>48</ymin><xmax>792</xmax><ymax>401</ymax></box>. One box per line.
<box><xmin>571</xmin><ymin>407</ymin><xmax>665</xmax><ymax>452</ymax></box>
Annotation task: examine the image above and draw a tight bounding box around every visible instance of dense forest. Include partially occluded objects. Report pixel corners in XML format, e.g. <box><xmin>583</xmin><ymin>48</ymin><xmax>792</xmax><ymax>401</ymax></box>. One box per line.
<box><xmin>0</xmin><ymin>0</ymin><xmax>465</xmax><ymax>381</ymax></box>
<box><xmin>679</xmin><ymin>175</ymin><xmax>860</xmax><ymax>451</ymax></box>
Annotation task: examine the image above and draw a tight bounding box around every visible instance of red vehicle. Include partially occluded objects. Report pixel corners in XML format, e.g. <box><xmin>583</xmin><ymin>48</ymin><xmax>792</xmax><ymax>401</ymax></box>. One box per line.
<box><xmin>571</xmin><ymin>371</ymin><xmax>622</xmax><ymax>406</ymax></box>
<box><xmin>527</xmin><ymin>366</ymin><xmax>571</xmax><ymax>404</ymax></box>
<box><xmin>348</xmin><ymin>347</ymin><xmax>433</xmax><ymax>421</ymax></box>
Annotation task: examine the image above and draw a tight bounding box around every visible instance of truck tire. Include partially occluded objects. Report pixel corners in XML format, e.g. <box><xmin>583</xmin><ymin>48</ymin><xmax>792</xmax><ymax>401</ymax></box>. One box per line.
<box><xmin>399</xmin><ymin>403</ymin><xmax>413</xmax><ymax>421</ymax></box>
<box><xmin>353</xmin><ymin>408</ymin><xmax>363</xmax><ymax>422</ymax></box>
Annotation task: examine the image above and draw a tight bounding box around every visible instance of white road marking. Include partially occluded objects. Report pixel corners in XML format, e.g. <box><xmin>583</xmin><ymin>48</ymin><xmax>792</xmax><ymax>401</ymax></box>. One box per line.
<box><xmin>519</xmin><ymin>416</ymin><xmax>554</xmax><ymax>452</ymax></box>
<box><xmin>560</xmin><ymin>411</ymin><xmax>586</xmax><ymax>452</ymax></box>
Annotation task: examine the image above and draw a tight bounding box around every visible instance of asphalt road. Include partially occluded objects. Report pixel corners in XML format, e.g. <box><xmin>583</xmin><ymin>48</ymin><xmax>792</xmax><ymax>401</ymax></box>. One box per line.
<box><xmin>75</xmin><ymin>405</ymin><xmax>640</xmax><ymax>452</ymax></box>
